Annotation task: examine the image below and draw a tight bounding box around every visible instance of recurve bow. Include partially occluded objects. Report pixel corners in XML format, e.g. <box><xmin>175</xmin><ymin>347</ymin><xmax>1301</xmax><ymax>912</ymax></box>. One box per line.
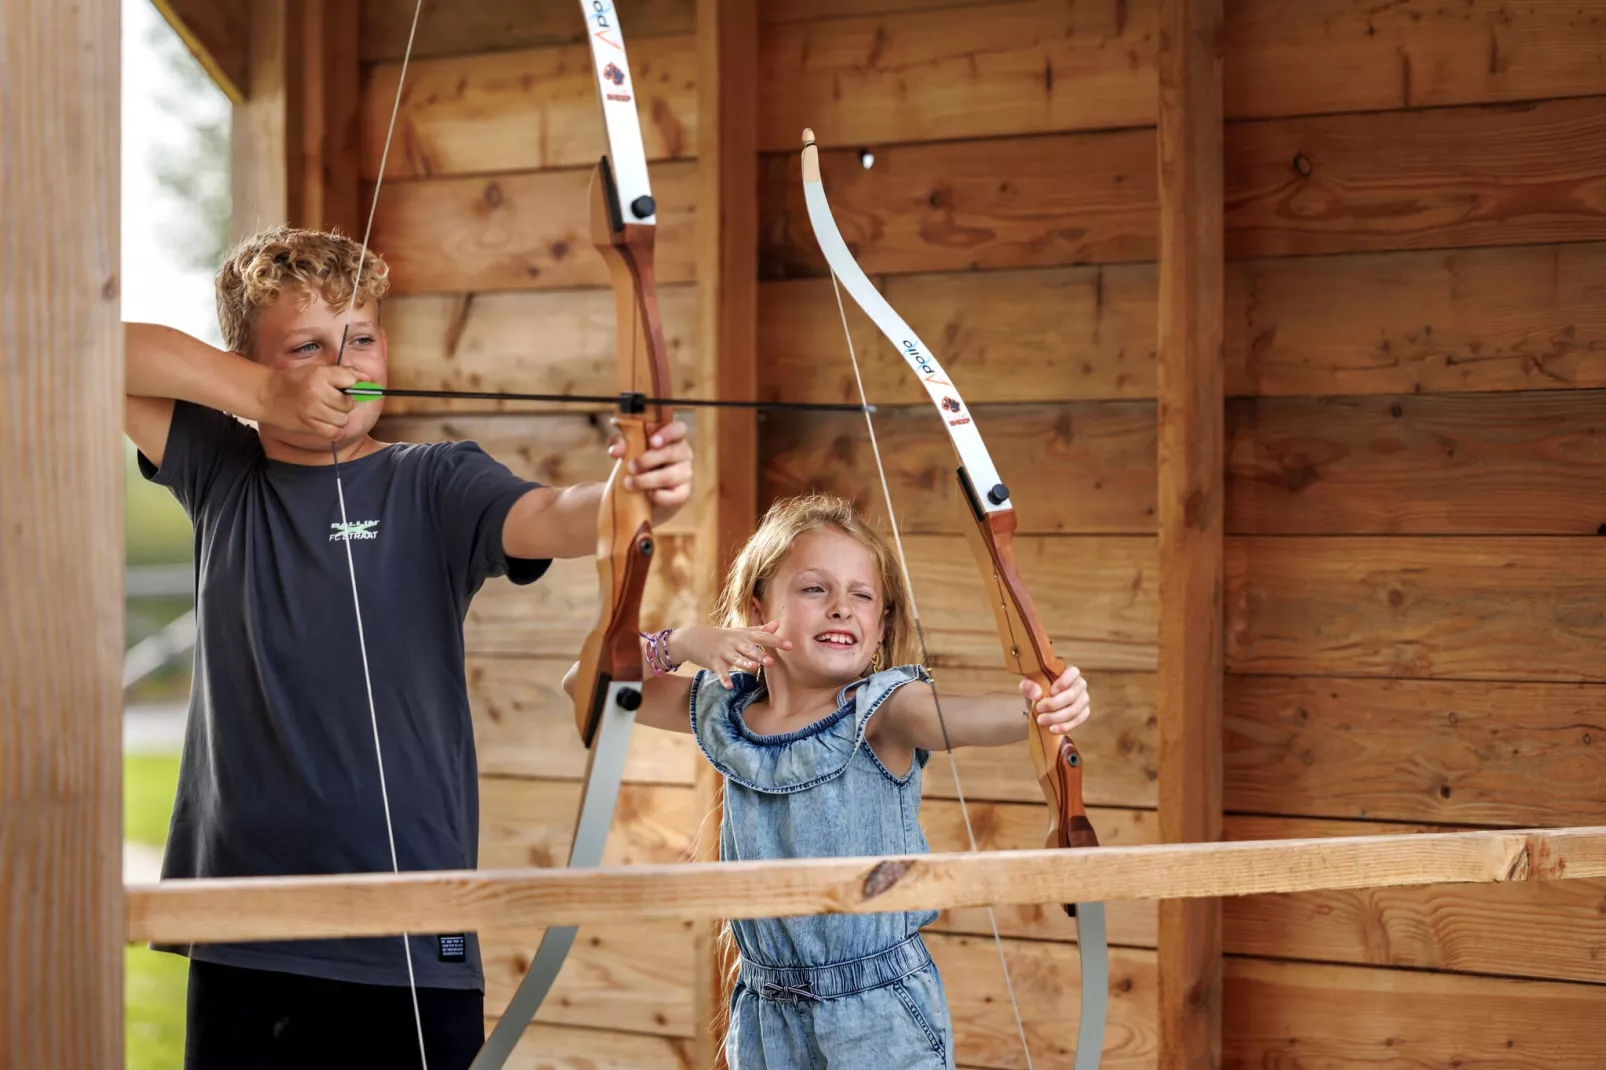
<box><xmin>468</xmin><ymin>3</ymin><xmax>672</xmax><ymax>1066</ymax></box>
<box><xmin>797</xmin><ymin>128</ymin><xmax>1110</xmax><ymax>1069</ymax></box>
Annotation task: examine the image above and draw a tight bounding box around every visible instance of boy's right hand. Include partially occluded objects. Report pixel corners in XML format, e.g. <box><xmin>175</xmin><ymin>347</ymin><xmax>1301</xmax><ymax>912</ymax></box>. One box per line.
<box><xmin>259</xmin><ymin>364</ymin><xmax>362</xmax><ymax>441</ymax></box>
<box><xmin>671</xmin><ymin>622</ymin><xmax>792</xmax><ymax>688</ymax></box>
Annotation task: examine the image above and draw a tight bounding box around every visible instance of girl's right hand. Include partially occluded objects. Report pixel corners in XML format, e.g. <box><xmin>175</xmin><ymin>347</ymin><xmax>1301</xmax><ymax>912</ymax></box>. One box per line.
<box><xmin>673</xmin><ymin>621</ymin><xmax>792</xmax><ymax>688</ymax></box>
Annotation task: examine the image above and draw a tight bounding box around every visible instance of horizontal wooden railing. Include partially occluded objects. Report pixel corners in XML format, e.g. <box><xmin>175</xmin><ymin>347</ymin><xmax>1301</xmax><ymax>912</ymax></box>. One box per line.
<box><xmin>127</xmin><ymin>826</ymin><xmax>1606</xmax><ymax>945</ymax></box>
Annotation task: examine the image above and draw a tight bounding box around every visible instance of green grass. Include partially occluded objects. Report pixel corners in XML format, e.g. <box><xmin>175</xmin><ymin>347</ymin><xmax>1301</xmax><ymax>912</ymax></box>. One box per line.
<box><xmin>125</xmin><ymin>752</ymin><xmax>182</xmax><ymax>848</ymax></box>
<box><xmin>126</xmin><ymin>945</ymin><xmax>188</xmax><ymax>1068</ymax></box>
<box><xmin>124</xmin><ymin>439</ymin><xmax>194</xmax><ymax>567</ymax></box>
<box><xmin>125</xmin><ymin>750</ymin><xmax>186</xmax><ymax>1067</ymax></box>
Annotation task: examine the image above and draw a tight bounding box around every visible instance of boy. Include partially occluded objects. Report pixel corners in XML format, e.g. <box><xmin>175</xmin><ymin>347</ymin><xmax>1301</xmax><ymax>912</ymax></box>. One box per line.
<box><xmin>124</xmin><ymin>226</ymin><xmax>694</xmax><ymax>1069</ymax></box>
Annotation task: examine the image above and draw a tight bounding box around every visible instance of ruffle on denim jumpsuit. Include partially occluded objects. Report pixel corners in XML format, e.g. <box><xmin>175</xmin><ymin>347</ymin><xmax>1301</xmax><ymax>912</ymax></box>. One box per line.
<box><xmin>690</xmin><ymin>665</ymin><xmax>956</xmax><ymax>1070</ymax></box>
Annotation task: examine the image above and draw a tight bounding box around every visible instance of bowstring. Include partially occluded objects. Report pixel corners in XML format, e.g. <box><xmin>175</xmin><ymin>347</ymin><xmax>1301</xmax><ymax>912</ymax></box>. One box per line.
<box><xmin>329</xmin><ymin>0</ymin><xmax>428</xmax><ymax>1064</ymax></box>
<box><xmin>823</xmin><ymin>273</ymin><xmax>1037</xmax><ymax>1068</ymax></box>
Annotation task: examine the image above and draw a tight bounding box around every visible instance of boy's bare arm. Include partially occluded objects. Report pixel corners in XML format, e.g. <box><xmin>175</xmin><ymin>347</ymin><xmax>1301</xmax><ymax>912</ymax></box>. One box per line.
<box><xmin>501</xmin><ymin>419</ymin><xmax>695</xmax><ymax>561</ymax></box>
<box><xmin>124</xmin><ymin>323</ymin><xmax>269</xmax><ymax>465</ymax></box>
<box><xmin>502</xmin><ymin>483</ymin><xmax>608</xmax><ymax>560</ymax></box>
<box><xmin>124</xmin><ymin>322</ymin><xmax>359</xmax><ymax>466</ymax></box>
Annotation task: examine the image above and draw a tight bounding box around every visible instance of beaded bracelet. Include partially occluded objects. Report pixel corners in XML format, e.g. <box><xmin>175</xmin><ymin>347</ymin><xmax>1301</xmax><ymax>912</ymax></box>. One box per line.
<box><xmin>642</xmin><ymin>628</ymin><xmax>679</xmax><ymax>676</ymax></box>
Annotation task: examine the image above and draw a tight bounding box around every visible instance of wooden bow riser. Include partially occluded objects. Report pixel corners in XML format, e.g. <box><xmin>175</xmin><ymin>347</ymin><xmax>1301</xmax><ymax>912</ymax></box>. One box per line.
<box><xmin>959</xmin><ymin>499</ymin><xmax>1097</xmax><ymax>861</ymax></box>
<box><xmin>572</xmin><ymin>446</ymin><xmax>655</xmax><ymax>745</ymax></box>
<box><xmin>588</xmin><ymin>162</ymin><xmax>671</xmax><ymax>433</ymax></box>
<box><xmin>571</xmin><ymin>159</ymin><xmax>673</xmax><ymax>745</ymax></box>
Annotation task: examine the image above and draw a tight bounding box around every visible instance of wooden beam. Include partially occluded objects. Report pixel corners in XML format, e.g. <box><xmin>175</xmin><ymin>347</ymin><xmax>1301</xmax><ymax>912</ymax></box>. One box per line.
<box><xmin>1155</xmin><ymin>0</ymin><xmax>1225</xmax><ymax>1067</ymax></box>
<box><xmin>151</xmin><ymin>0</ymin><xmax>250</xmax><ymax>104</ymax></box>
<box><xmin>230</xmin><ymin>0</ymin><xmax>362</xmax><ymax>242</ymax></box>
<box><xmin>694</xmin><ymin>0</ymin><xmax>759</xmax><ymax>1063</ymax></box>
<box><xmin>1</xmin><ymin>0</ymin><xmax>123</xmax><ymax>1063</ymax></box>
<box><xmin>126</xmin><ymin>826</ymin><xmax>1606</xmax><ymax>946</ymax></box>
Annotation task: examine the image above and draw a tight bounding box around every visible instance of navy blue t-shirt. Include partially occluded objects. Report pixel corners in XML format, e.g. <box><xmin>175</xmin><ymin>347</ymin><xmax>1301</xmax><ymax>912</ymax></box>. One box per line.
<box><xmin>139</xmin><ymin>400</ymin><xmax>549</xmax><ymax>989</ymax></box>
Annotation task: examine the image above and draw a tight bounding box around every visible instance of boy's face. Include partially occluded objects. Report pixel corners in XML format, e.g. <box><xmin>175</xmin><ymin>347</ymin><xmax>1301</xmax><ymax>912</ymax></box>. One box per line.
<box><xmin>252</xmin><ymin>284</ymin><xmax>388</xmax><ymax>447</ymax></box>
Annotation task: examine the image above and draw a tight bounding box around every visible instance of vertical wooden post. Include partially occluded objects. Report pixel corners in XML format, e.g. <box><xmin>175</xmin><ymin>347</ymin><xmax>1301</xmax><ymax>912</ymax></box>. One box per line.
<box><xmin>0</xmin><ymin>0</ymin><xmax>124</xmax><ymax>1064</ymax></box>
<box><xmin>1155</xmin><ymin>0</ymin><xmax>1225</xmax><ymax>1065</ymax></box>
<box><xmin>231</xmin><ymin>0</ymin><xmax>289</xmax><ymax>240</ymax></box>
<box><xmin>230</xmin><ymin>0</ymin><xmax>361</xmax><ymax>242</ymax></box>
<box><xmin>694</xmin><ymin>0</ymin><xmax>760</xmax><ymax>1063</ymax></box>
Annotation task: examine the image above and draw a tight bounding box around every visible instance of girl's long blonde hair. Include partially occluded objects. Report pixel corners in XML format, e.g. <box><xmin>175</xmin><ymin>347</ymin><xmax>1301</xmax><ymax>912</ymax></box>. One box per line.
<box><xmin>703</xmin><ymin>493</ymin><xmax>922</xmax><ymax>1061</ymax></box>
<box><xmin>712</xmin><ymin>492</ymin><xmax>921</xmax><ymax>673</ymax></box>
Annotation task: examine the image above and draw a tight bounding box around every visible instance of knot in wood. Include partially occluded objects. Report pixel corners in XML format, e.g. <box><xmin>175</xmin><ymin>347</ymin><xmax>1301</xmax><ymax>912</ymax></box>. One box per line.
<box><xmin>861</xmin><ymin>859</ymin><xmax>915</xmax><ymax>899</ymax></box>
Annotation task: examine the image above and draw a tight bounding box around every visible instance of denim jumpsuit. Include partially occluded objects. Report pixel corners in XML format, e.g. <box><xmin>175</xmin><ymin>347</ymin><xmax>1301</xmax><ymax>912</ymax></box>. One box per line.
<box><xmin>689</xmin><ymin>664</ymin><xmax>956</xmax><ymax>1070</ymax></box>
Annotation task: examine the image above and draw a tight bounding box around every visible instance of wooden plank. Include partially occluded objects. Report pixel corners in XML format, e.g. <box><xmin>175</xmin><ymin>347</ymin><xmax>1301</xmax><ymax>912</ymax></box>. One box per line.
<box><xmin>465</xmin><ymin>533</ymin><xmax>701</xmax><ymax>657</ymax></box>
<box><xmin>757</xmin><ymin>128</ymin><xmax>1159</xmax><ymax>279</ymax></box>
<box><xmin>759</xmin><ymin>241</ymin><xmax>1606</xmax><ymax>407</ymax></box>
<box><xmin>359</xmin><ymin>0</ymin><xmax>695</xmax><ymax>62</ymax></box>
<box><xmin>479</xmin><ymin>781</ymin><xmax>696</xmax><ymax>871</ymax></box>
<box><xmin>230</xmin><ymin>0</ymin><xmax>363</xmax><ymax>236</ymax></box>
<box><xmin>1224</xmin><ymin>955</ymin><xmax>1606</xmax><ymax>1068</ymax></box>
<box><xmin>761</xmin><ymin>264</ymin><xmax>1158</xmax><ymax>404</ymax></box>
<box><xmin>125</xmin><ymin>827</ymin><xmax>1606</xmax><ymax>944</ymax></box>
<box><xmin>367</xmin><ymin>162</ymin><xmax>698</xmax><ymax>293</ymax></box>
<box><xmin>375</xmin><ymin>287</ymin><xmax>700</xmax><ymax>415</ymax></box>
<box><xmin>360</xmin><ymin>35</ymin><xmax>697</xmax><ymax>180</ymax></box>
<box><xmin>1226</xmin><ymin>96</ymin><xmax>1606</xmax><ymax>260</ymax></box>
<box><xmin>926</xmin><ymin>804</ymin><xmax>1159</xmax><ymax>948</ymax></box>
<box><xmin>1227</xmin><ymin>391</ymin><xmax>1606</xmax><ymax>535</ymax></box>
<box><xmin>876</xmin><ymin>534</ymin><xmax>1156</xmax><ymax>671</ymax></box>
<box><xmin>1</xmin><ymin>0</ymin><xmax>122</xmax><ymax>1063</ymax></box>
<box><xmin>377</xmin><ymin>414</ymin><xmax>696</xmax><ymax>536</ymax></box>
<box><xmin>466</xmin><ymin>656</ymin><xmax>697</xmax><ymax>783</ymax></box>
<box><xmin>1226</xmin><ymin>536</ymin><xmax>1606</xmax><ymax>682</ymax></box>
<box><xmin>758</xmin><ymin>387</ymin><xmax>1606</xmax><ymax>543</ymax></box>
<box><xmin>1225</xmin><ymin>675</ymin><xmax>1606</xmax><ymax>827</ymax></box>
<box><xmin>759</xmin><ymin>0</ymin><xmax>1159</xmax><ymax>152</ymax></box>
<box><xmin>361</xmin><ymin>2</ymin><xmax>1606</xmax><ymax>173</ymax></box>
<box><xmin>151</xmin><ymin>0</ymin><xmax>249</xmax><ymax>102</ymax></box>
<box><xmin>767</xmin><ymin>0</ymin><xmax>1606</xmax><ymax>129</ymax></box>
<box><xmin>294</xmin><ymin>0</ymin><xmax>361</xmax><ymax>237</ymax></box>
<box><xmin>483</xmin><ymin>919</ymin><xmax>695</xmax><ymax>1036</ymax></box>
<box><xmin>491</xmin><ymin>1021</ymin><xmax>694</xmax><ymax>1069</ymax></box>
<box><xmin>924</xmin><ymin>669</ymin><xmax>1158</xmax><ymax>809</ymax></box>
<box><xmin>1225</xmin><ymin>815</ymin><xmax>1606</xmax><ymax>985</ymax></box>
<box><xmin>760</xmin><ymin>402</ymin><xmax>1157</xmax><ymax>535</ymax></box>
<box><xmin>1156</xmin><ymin>0</ymin><xmax>1224</xmax><ymax>1062</ymax></box>
<box><xmin>759</xmin><ymin>99</ymin><xmax>1606</xmax><ymax>279</ymax></box>
<box><xmin>763</xmin><ymin>0</ymin><xmax>986</xmax><ymax>21</ymax></box>
<box><xmin>231</xmin><ymin>0</ymin><xmax>290</xmax><ymax>239</ymax></box>
<box><xmin>1227</xmin><ymin>242</ymin><xmax>1606</xmax><ymax>398</ymax></box>
<box><xmin>1225</xmin><ymin>0</ymin><xmax>1606</xmax><ymax>120</ymax></box>
<box><xmin>932</xmin><ymin>934</ymin><xmax>1156</xmax><ymax>1069</ymax></box>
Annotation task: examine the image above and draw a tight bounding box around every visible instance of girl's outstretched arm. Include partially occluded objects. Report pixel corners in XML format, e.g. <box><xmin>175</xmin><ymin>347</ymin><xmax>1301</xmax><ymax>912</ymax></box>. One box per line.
<box><xmin>557</xmin><ymin>623</ymin><xmax>793</xmax><ymax>735</ymax></box>
<box><xmin>876</xmin><ymin>665</ymin><xmax>1091</xmax><ymax>753</ymax></box>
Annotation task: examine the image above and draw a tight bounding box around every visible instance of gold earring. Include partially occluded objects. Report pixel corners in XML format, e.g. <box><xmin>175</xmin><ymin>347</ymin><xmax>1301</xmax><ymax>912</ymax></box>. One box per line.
<box><xmin>870</xmin><ymin>648</ymin><xmax>883</xmax><ymax>673</ymax></box>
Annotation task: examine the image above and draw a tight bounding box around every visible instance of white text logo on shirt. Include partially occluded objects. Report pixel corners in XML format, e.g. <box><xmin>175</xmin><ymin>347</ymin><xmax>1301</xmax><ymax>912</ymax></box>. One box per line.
<box><xmin>330</xmin><ymin>520</ymin><xmax>381</xmax><ymax>542</ymax></box>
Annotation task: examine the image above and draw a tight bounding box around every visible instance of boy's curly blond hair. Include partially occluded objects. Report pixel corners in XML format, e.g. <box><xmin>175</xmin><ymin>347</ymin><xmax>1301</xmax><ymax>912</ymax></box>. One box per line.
<box><xmin>215</xmin><ymin>226</ymin><xmax>391</xmax><ymax>355</ymax></box>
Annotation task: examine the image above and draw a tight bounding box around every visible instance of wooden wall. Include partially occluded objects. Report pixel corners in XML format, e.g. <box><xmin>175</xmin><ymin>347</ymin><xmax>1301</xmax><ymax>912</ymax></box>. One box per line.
<box><xmin>357</xmin><ymin>0</ymin><xmax>1606</xmax><ymax>1065</ymax></box>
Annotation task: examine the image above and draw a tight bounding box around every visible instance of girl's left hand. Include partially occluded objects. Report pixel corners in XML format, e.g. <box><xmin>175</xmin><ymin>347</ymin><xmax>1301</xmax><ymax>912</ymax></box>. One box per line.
<box><xmin>1021</xmin><ymin>665</ymin><xmax>1091</xmax><ymax>735</ymax></box>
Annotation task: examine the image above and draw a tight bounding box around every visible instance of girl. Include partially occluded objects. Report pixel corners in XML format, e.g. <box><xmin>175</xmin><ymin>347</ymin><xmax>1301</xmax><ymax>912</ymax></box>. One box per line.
<box><xmin>564</xmin><ymin>493</ymin><xmax>1091</xmax><ymax>1069</ymax></box>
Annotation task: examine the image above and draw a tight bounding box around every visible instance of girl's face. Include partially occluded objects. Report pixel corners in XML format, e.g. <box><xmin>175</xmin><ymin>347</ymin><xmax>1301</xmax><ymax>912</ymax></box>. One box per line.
<box><xmin>754</xmin><ymin>527</ymin><xmax>887</xmax><ymax>684</ymax></box>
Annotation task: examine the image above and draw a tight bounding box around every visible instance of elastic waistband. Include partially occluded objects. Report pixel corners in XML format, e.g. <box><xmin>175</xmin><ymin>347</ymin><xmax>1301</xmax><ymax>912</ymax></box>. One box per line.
<box><xmin>738</xmin><ymin>936</ymin><xmax>932</xmax><ymax>1003</ymax></box>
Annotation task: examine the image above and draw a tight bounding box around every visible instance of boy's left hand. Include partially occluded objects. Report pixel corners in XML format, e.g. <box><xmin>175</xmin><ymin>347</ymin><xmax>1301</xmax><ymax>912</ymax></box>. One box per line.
<box><xmin>1021</xmin><ymin>665</ymin><xmax>1091</xmax><ymax>735</ymax></box>
<box><xmin>610</xmin><ymin>418</ymin><xmax>693</xmax><ymax>526</ymax></box>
